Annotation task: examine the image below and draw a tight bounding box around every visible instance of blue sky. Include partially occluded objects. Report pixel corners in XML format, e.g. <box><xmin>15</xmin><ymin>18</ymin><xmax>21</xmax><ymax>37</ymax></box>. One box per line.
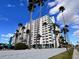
<box><xmin>0</xmin><ymin>0</ymin><xmax>79</xmax><ymax>45</ymax></box>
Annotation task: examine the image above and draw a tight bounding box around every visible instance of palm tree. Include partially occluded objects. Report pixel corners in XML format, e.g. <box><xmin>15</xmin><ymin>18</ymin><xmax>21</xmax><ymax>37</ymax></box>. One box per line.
<box><xmin>8</xmin><ymin>37</ymin><xmax>13</xmax><ymax>49</ymax></box>
<box><xmin>33</xmin><ymin>0</ymin><xmax>46</xmax><ymax>48</ymax></box>
<box><xmin>59</xmin><ymin>6</ymin><xmax>70</xmax><ymax>54</ymax></box>
<box><xmin>59</xmin><ymin>6</ymin><xmax>65</xmax><ymax>12</ymax></box>
<box><xmin>51</xmin><ymin>22</ymin><xmax>60</xmax><ymax>48</ymax></box>
<box><xmin>61</xmin><ymin>25</ymin><xmax>69</xmax><ymax>43</ymax></box>
<box><xmin>22</xmin><ymin>26</ymin><xmax>25</xmax><ymax>31</ymax></box>
<box><xmin>35</xmin><ymin>0</ymin><xmax>47</xmax><ymax>16</ymax></box>
<box><xmin>34</xmin><ymin>0</ymin><xmax>48</xmax><ymax>48</ymax></box>
<box><xmin>59</xmin><ymin>6</ymin><xmax>67</xmax><ymax>43</ymax></box>
<box><xmin>59</xmin><ymin>35</ymin><xmax>65</xmax><ymax>47</ymax></box>
<box><xmin>18</xmin><ymin>23</ymin><xmax>23</xmax><ymax>27</ymax></box>
<box><xmin>15</xmin><ymin>30</ymin><xmax>19</xmax><ymax>44</ymax></box>
<box><xmin>43</xmin><ymin>22</ymin><xmax>48</xmax><ymax>48</ymax></box>
<box><xmin>36</xmin><ymin>34</ymin><xmax>41</xmax><ymax>48</ymax></box>
<box><xmin>21</xmin><ymin>26</ymin><xmax>25</xmax><ymax>42</ymax></box>
<box><xmin>61</xmin><ymin>25</ymin><xmax>69</xmax><ymax>53</ymax></box>
<box><xmin>28</xmin><ymin>0</ymin><xmax>36</xmax><ymax>49</ymax></box>
<box><xmin>18</xmin><ymin>23</ymin><xmax>23</xmax><ymax>30</ymax></box>
<box><xmin>54</xmin><ymin>30</ymin><xmax>60</xmax><ymax>48</ymax></box>
<box><xmin>48</xmin><ymin>21</ymin><xmax>60</xmax><ymax>48</ymax></box>
<box><xmin>25</xmin><ymin>29</ymin><xmax>30</xmax><ymax>45</ymax></box>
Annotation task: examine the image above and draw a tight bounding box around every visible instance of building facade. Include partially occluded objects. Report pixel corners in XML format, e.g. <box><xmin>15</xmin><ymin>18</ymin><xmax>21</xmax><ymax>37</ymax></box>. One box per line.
<box><xmin>12</xmin><ymin>15</ymin><xmax>61</xmax><ymax>48</ymax></box>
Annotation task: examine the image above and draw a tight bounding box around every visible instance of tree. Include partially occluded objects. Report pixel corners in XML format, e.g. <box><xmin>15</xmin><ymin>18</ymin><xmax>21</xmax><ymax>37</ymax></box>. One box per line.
<box><xmin>59</xmin><ymin>6</ymin><xmax>65</xmax><ymax>12</ymax></box>
<box><xmin>59</xmin><ymin>35</ymin><xmax>65</xmax><ymax>47</ymax></box>
<box><xmin>25</xmin><ymin>29</ymin><xmax>30</xmax><ymax>44</ymax></box>
<box><xmin>34</xmin><ymin>0</ymin><xmax>47</xmax><ymax>48</ymax></box>
<box><xmin>18</xmin><ymin>23</ymin><xmax>23</xmax><ymax>27</ymax></box>
<box><xmin>18</xmin><ymin>23</ymin><xmax>23</xmax><ymax>31</ymax></box>
<box><xmin>21</xmin><ymin>26</ymin><xmax>25</xmax><ymax>42</ymax></box>
<box><xmin>61</xmin><ymin>25</ymin><xmax>69</xmax><ymax>43</ymax></box>
<box><xmin>28</xmin><ymin>0</ymin><xmax>36</xmax><ymax>49</ymax></box>
<box><xmin>59</xmin><ymin>6</ymin><xmax>66</xmax><ymax>25</ymax></box>
<box><xmin>51</xmin><ymin>22</ymin><xmax>60</xmax><ymax>48</ymax></box>
<box><xmin>59</xmin><ymin>6</ymin><xmax>70</xmax><ymax>54</ymax></box>
<box><xmin>54</xmin><ymin>30</ymin><xmax>60</xmax><ymax>48</ymax></box>
<box><xmin>35</xmin><ymin>0</ymin><xmax>47</xmax><ymax>16</ymax></box>
<box><xmin>15</xmin><ymin>30</ymin><xmax>19</xmax><ymax>44</ymax></box>
<box><xmin>59</xmin><ymin>36</ymin><xmax>64</xmax><ymax>43</ymax></box>
<box><xmin>8</xmin><ymin>37</ymin><xmax>13</xmax><ymax>49</ymax></box>
<box><xmin>43</xmin><ymin>22</ymin><xmax>48</xmax><ymax>48</ymax></box>
<box><xmin>59</xmin><ymin>6</ymin><xmax>68</xmax><ymax>43</ymax></box>
<box><xmin>14</xmin><ymin>43</ymin><xmax>29</xmax><ymax>50</ymax></box>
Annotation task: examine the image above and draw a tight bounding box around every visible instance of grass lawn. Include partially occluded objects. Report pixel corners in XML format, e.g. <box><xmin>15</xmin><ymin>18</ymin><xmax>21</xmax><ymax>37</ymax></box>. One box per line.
<box><xmin>49</xmin><ymin>48</ymin><xmax>73</xmax><ymax>59</ymax></box>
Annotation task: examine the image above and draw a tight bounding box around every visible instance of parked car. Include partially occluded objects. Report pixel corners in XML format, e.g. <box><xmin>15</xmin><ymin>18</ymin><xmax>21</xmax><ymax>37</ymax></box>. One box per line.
<box><xmin>0</xmin><ymin>45</ymin><xmax>3</xmax><ymax>50</ymax></box>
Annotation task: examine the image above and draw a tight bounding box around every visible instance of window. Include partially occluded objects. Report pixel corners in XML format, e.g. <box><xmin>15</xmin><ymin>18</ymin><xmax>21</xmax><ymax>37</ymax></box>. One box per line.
<box><xmin>46</xmin><ymin>38</ymin><xmax>48</xmax><ymax>40</ymax></box>
<box><xmin>49</xmin><ymin>40</ymin><xmax>52</xmax><ymax>42</ymax></box>
<box><xmin>43</xmin><ymin>41</ymin><xmax>45</xmax><ymax>43</ymax></box>
<box><xmin>49</xmin><ymin>37</ymin><xmax>52</xmax><ymax>39</ymax></box>
<box><xmin>46</xmin><ymin>41</ymin><xmax>48</xmax><ymax>43</ymax></box>
<box><xmin>43</xmin><ymin>39</ymin><xmax>45</xmax><ymax>40</ymax></box>
<box><xmin>34</xmin><ymin>39</ymin><xmax>36</xmax><ymax>40</ymax></box>
<box><xmin>49</xmin><ymin>31</ymin><xmax>51</xmax><ymax>33</ymax></box>
<box><xmin>49</xmin><ymin>35</ymin><xmax>51</xmax><ymax>36</ymax></box>
<box><xmin>37</xmin><ymin>41</ymin><xmax>40</xmax><ymax>43</ymax></box>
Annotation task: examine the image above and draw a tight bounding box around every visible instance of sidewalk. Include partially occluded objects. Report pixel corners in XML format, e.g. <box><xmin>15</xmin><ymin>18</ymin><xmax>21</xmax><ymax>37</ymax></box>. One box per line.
<box><xmin>0</xmin><ymin>48</ymin><xmax>66</xmax><ymax>59</ymax></box>
<box><xmin>72</xmin><ymin>49</ymin><xmax>79</xmax><ymax>59</ymax></box>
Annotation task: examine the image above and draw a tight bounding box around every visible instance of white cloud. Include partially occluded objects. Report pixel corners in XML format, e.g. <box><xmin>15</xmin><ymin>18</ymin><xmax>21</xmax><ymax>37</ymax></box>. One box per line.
<box><xmin>1</xmin><ymin>38</ymin><xmax>9</xmax><ymax>41</ymax></box>
<box><xmin>73</xmin><ymin>30</ymin><xmax>79</xmax><ymax>37</ymax></box>
<box><xmin>49</xmin><ymin>0</ymin><xmax>79</xmax><ymax>25</ymax></box>
<box><xmin>1</xmin><ymin>33</ymin><xmax>13</xmax><ymax>38</ymax></box>
<box><xmin>20</xmin><ymin>3</ymin><xmax>24</xmax><ymax>6</ymax></box>
<box><xmin>50</xmin><ymin>16</ymin><xmax>55</xmax><ymax>23</ymax></box>
<box><xmin>7</xmin><ymin>4</ymin><xmax>15</xmax><ymax>7</ymax></box>
<box><xmin>0</xmin><ymin>15</ymin><xmax>8</xmax><ymax>21</ymax></box>
<box><xmin>48</xmin><ymin>1</ymin><xmax>57</xmax><ymax>7</ymax></box>
<box><xmin>20</xmin><ymin>0</ymin><xmax>25</xmax><ymax>2</ymax></box>
<box><xmin>0</xmin><ymin>33</ymin><xmax>13</xmax><ymax>42</ymax></box>
<box><xmin>49</xmin><ymin>3</ymin><xmax>61</xmax><ymax>15</ymax></box>
<box><xmin>0</xmin><ymin>17</ymin><xmax>8</xmax><ymax>21</ymax></box>
<box><xmin>71</xmin><ymin>25</ymin><xmax>79</xmax><ymax>29</ymax></box>
<box><xmin>49</xmin><ymin>0</ymin><xmax>79</xmax><ymax>41</ymax></box>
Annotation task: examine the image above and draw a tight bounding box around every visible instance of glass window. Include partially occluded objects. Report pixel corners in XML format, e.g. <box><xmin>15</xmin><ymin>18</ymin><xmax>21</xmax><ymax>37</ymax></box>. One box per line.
<box><xmin>43</xmin><ymin>41</ymin><xmax>45</xmax><ymax>43</ymax></box>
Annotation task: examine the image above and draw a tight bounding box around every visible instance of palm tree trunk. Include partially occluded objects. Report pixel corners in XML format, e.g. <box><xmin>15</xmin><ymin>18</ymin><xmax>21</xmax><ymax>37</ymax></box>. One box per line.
<box><xmin>21</xmin><ymin>30</ymin><xmax>24</xmax><ymax>42</ymax></box>
<box><xmin>55</xmin><ymin>34</ymin><xmax>57</xmax><ymax>48</ymax></box>
<box><xmin>26</xmin><ymin>34</ymin><xmax>28</xmax><ymax>45</ymax></box>
<box><xmin>62</xmin><ymin>12</ymin><xmax>69</xmax><ymax>53</ymax></box>
<box><xmin>15</xmin><ymin>36</ymin><xmax>18</xmax><ymax>44</ymax></box>
<box><xmin>64</xmin><ymin>33</ymin><xmax>66</xmax><ymax>42</ymax></box>
<box><xmin>66</xmin><ymin>33</ymin><xmax>70</xmax><ymax>44</ymax></box>
<box><xmin>62</xmin><ymin>13</ymin><xmax>67</xmax><ymax>43</ymax></box>
<box><xmin>29</xmin><ymin>11</ymin><xmax>32</xmax><ymax>49</ymax></box>
<box><xmin>62</xmin><ymin>12</ymin><xmax>67</xmax><ymax>44</ymax></box>
<box><xmin>36</xmin><ymin>4</ymin><xmax>42</xmax><ymax>49</ymax></box>
<box><xmin>36</xmin><ymin>21</ymin><xmax>38</xmax><ymax>48</ymax></box>
<box><xmin>62</xmin><ymin>12</ymin><xmax>65</xmax><ymax>26</ymax></box>
<box><xmin>15</xmin><ymin>38</ymin><xmax>16</xmax><ymax>44</ymax></box>
<box><xmin>54</xmin><ymin>25</ymin><xmax>57</xmax><ymax>48</ymax></box>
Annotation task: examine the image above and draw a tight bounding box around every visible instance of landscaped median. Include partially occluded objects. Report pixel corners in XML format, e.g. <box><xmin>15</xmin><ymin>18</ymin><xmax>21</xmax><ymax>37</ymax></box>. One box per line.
<box><xmin>49</xmin><ymin>48</ymin><xmax>73</xmax><ymax>59</ymax></box>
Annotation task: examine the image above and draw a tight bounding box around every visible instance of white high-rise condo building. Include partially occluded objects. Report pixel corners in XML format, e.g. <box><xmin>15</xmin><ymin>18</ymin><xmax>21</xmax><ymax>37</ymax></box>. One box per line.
<box><xmin>12</xmin><ymin>15</ymin><xmax>61</xmax><ymax>48</ymax></box>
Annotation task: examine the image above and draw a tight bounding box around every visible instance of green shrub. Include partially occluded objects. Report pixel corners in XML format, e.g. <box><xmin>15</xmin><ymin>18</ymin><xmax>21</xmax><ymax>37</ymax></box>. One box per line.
<box><xmin>14</xmin><ymin>43</ymin><xmax>29</xmax><ymax>50</ymax></box>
